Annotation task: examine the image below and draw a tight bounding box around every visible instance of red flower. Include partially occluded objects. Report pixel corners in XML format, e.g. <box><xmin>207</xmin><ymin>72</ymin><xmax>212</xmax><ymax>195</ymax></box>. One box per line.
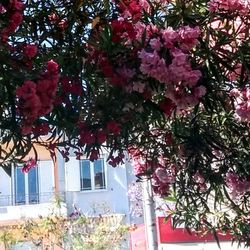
<box><xmin>100</xmin><ymin>59</ymin><xmax>113</xmax><ymax>77</ymax></box>
<box><xmin>16</xmin><ymin>61</ymin><xmax>59</xmax><ymax>134</ymax></box>
<box><xmin>47</xmin><ymin>60</ymin><xmax>59</xmax><ymax>73</ymax></box>
<box><xmin>89</xmin><ymin>149</ymin><xmax>99</xmax><ymax>162</ymax></box>
<box><xmin>108</xmin><ymin>152</ymin><xmax>125</xmax><ymax>167</ymax></box>
<box><xmin>16</xmin><ymin>80</ymin><xmax>37</xmax><ymax>97</ymax></box>
<box><xmin>61</xmin><ymin>148</ymin><xmax>70</xmax><ymax>162</ymax></box>
<box><xmin>107</xmin><ymin>121</ymin><xmax>121</xmax><ymax>135</ymax></box>
<box><xmin>21</xmin><ymin>158</ymin><xmax>37</xmax><ymax>173</ymax></box>
<box><xmin>79</xmin><ymin>131</ymin><xmax>95</xmax><ymax>145</ymax></box>
<box><xmin>74</xmin><ymin>151</ymin><xmax>83</xmax><ymax>160</ymax></box>
<box><xmin>69</xmin><ymin>83</ymin><xmax>83</xmax><ymax>96</ymax></box>
<box><xmin>9</xmin><ymin>12</ymin><xmax>23</xmax><ymax>32</ymax></box>
<box><xmin>32</xmin><ymin>123</ymin><xmax>50</xmax><ymax>136</ymax></box>
<box><xmin>9</xmin><ymin>0</ymin><xmax>24</xmax><ymax>11</ymax></box>
<box><xmin>111</xmin><ymin>20</ymin><xmax>136</xmax><ymax>43</ymax></box>
<box><xmin>96</xmin><ymin>129</ymin><xmax>107</xmax><ymax>144</ymax></box>
<box><xmin>23</xmin><ymin>44</ymin><xmax>37</xmax><ymax>58</ymax></box>
<box><xmin>165</xmin><ymin>132</ymin><xmax>173</xmax><ymax>145</ymax></box>
<box><xmin>159</xmin><ymin>98</ymin><xmax>176</xmax><ymax>117</ymax></box>
<box><xmin>128</xmin><ymin>1</ymin><xmax>142</xmax><ymax>21</ymax></box>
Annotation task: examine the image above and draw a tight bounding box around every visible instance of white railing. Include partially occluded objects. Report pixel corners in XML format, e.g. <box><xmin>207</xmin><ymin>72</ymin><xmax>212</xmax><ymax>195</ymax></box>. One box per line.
<box><xmin>0</xmin><ymin>192</ymin><xmax>65</xmax><ymax>207</ymax></box>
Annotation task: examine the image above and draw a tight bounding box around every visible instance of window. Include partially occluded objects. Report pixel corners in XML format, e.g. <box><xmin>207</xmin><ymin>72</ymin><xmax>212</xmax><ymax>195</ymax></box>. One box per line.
<box><xmin>80</xmin><ymin>158</ymin><xmax>106</xmax><ymax>191</ymax></box>
<box><xmin>14</xmin><ymin>166</ymin><xmax>39</xmax><ymax>205</ymax></box>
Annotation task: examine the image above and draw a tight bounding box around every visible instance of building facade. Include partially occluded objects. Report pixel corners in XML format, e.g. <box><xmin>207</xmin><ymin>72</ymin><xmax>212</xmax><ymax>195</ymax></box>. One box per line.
<box><xmin>0</xmin><ymin>149</ymin><xmax>138</xmax><ymax>225</ymax></box>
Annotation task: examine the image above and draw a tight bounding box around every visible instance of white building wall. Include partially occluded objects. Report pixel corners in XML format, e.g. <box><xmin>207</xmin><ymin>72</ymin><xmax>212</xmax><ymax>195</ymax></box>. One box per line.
<box><xmin>57</xmin><ymin>151</ymin><xmax>66</xmax><ymax>193</ymax></box>
<box><xmin>0</xmin><ymin>202</ymin><xmax>67</xmax><ymax>221</ymax></box>
<box><xmin>0</xmin><ymin>151</ymin><xmax>140</xmax><ymax>225</ymax></box>
<box><xmin>65</xmin><ymin>156</ymin><xmax>132</xmax><ymax>223</ymax></box>
<box><xmin>39</xmin><ymin>160</ymin><xmax>55</xmax><ymax>203</ymax></box>
<box><xmin>0</xmin><ymin>168</ymin><xmax>11</xmax><ymax>206</ymax></box>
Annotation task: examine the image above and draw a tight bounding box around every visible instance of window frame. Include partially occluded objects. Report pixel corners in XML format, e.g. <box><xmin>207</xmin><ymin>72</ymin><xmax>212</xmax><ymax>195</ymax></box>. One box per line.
<box><xmin>13</xmin><ymin>164</ymin><xmax>39</xmax><ymax>205</ymax></box>
<box><xmin>79</xmin><ymin>157</ymin><xmax>107</xmax><ymax>192</ymax></box>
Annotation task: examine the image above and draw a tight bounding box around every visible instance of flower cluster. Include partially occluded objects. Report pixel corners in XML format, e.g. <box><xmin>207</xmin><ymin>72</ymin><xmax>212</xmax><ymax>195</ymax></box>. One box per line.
<box><xmin>0</xmin><ymin>0</ymin><xmax>24</xmax><ymax>43</ymax></box>
<box><xmin>225</xmin><ymin>172</ymin><xmax>250</xmax><ymax>197</ymax></box>
<box><xmin>138</xmin><ymin>28</ymin><xmax>205</xmax><ymax>111</ymax></box>
<box><xmin>129</xmin><ymin>147</ymin><xmax>176</xmax><ymax>196</ymax></box>
<box><xmin>23</xmin><ymin>44</ymin><xmax>37</xmax><ymax>59</ymax></box>
<box><xmin>93</xmin><ymin>20</ymin><xmax>205</xmax><ymax>116</ymax></box>
<box><xmin>78</xmin><ymin>128</ymin><xmax>106</xmax><ymax>145</ymax></box>
<box><xmin>76</xmin><ymin>120</ymin><xmax>123</xmax><ymax>163</ymax></box>
<box><xmin>193</xmin><ymin>171</ymin><xmax>207</xmax><ymax>192</ymax></box>
<box><xmin>115</xmin><ymin>0</ymin><xmax>171</xmax><ymax>20</ymax></box>
<box><xmin>230</xmin><ymin>88</ymin><xmax>250</xmax><ymax>122</ymax></box>
<box><xmin>208</xmin><ymin>0</ymin><xmax>250</xmax><ymax>14</ymax></box>
<box><xmin>16</xmin><ymin>60</ymin><xmax>59</xmax><ymax>135</ymax></box>
<box><xmin>152</xmin><ymin>165</ymin><xmax>176</xmax><ymax>196</ymax></box>
<box><xmin>108</xmin><ymin>152</ymin><xmax>125</xmax><ymax>167</ymax></box>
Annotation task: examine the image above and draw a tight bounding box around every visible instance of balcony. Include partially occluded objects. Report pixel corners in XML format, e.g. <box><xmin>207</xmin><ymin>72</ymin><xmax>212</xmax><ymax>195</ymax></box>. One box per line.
<box><xmin>0</xmin><ymin>192</ymin><xmax>67</xmax><ymax>222</ymax></box>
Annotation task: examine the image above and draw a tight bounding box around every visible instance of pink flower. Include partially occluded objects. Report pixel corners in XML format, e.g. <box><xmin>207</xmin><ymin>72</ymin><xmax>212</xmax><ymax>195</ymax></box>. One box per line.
<box><xmin>194</xmin><ymin>86</ymin><xmax>206</xmax><ymax>98</ymax></box>
<box><xmin>178</xmin><ymin>26</ymin><xmax>201</xmax><ymax>50</ymax></box>
<box><xmin>149</xmin><ymin>38</ymin><xmax>162</xmax><ymax>51</ymax></box>
<box><xmin>151</xmin><ymin>175</ymin><xmax>171</xmax><ymax>197</ymax></box>
<box><xmin>139</xmin><ymin>0</ymin><xmax>151</xmax><ymax>13</ymax></box>
<box><xmin>226</xmin><ymin>172</ymin><xmax>250</xmax><ymax>197</ymax></box>
<box><xmin>134</xmin><ymin>22</ymin><xmax>159</xmax><ymax>42</ymax></box>
<box><xmin>161</xmin><ymin>27</ymin><xmax>178</xmax><ymax>49</ymax></box>
<box><xmin>21</xmin><ymin>125</ymin><xmax>32</xmax><ymax>135</ymax></box>
<box><xmin>129</xmin><ymin>148</ymin><xmax>147</xmax><ymax>175</ymax></box>
<box><xmin>16</xmin><ymin>80</ymin><xmax>37</xmax><ymax>97</ymax></box>
<box><xmin>231</xmin><ymin>87</ymin><xmax>250</xmax><ymax>122</ymax></box>
<box><xmin>23</xmin><ymin>44</ymin><xmax>38</xmax><ymax>58</ymax></box>
<box><xmin>48</xmin><ymin>13</ymin><xmax>59</xmax><ymax>23</ymax></box>
<box><xmin>58</xmin><ymin>19</ymin><xmax>68</xmax><ymax>30</ymax></box>
<box><xmin>138</xmin><ymin>49</ymin><xmax>169</xmax><ymax>84</ymax></box>
<box><xmin>0</xmin><ymin>5</ymin><xmax>6</xmax><ymax>13</ymax></box>
<box><xmin>155</xmin><ymin>167</ymin><xmax>175</xmax><ymax>184</ymax></box>
<box><xmin>208</xmin><ymin>0</ymin><xmax>250</xmax><ymax>14</ymax></box>
<box><xmin>16</xmin><ymin>80</ymin><xmax>42</xmax><ymax>125</ymax></box>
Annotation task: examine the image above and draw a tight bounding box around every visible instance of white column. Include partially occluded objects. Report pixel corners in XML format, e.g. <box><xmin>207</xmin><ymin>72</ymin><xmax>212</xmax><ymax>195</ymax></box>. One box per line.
<box><xmin>142</xmin><ymin>177</ymin><xmax>158</xmax><ymax>250</ymax></box>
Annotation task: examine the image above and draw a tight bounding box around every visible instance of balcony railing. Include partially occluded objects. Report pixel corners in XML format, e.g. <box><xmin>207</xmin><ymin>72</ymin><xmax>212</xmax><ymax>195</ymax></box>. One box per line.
<box><xmin>0</xmin><ymin>192</ymin><xmax>65</xmax><ymax>207</ymax></box>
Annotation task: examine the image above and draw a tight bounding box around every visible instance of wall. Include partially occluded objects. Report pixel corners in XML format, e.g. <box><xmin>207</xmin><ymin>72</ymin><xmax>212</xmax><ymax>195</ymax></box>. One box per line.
<box><xmin>57</xmin><ymin>151</ymin><xmax>66</xmax><ymax>193</ymax></box>
<box><xmin>65</xmin><ymin>156</ymin><xmax>132</xmax><ymax>223</ymax></box>
<box><xmin>39</xmin><ymin>160</ymin><xmax>55</xmax><ymax>203</ymax></box>
<box><xmin>0</xmin><ymin>168</ymin><xmax>11</xmax><ymax>206</ymax></box>
<box><xmin>0</xmin><ymin>202</ymin><xmax>67</xmax><ymax>221</ymax></box>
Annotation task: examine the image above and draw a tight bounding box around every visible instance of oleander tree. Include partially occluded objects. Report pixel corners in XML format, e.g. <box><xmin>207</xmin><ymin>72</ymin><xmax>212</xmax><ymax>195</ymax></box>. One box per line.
<box><xmin>1</xmin><ymin>0</ymin><xmax>250</xmax><ymax>246</ymax></box>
